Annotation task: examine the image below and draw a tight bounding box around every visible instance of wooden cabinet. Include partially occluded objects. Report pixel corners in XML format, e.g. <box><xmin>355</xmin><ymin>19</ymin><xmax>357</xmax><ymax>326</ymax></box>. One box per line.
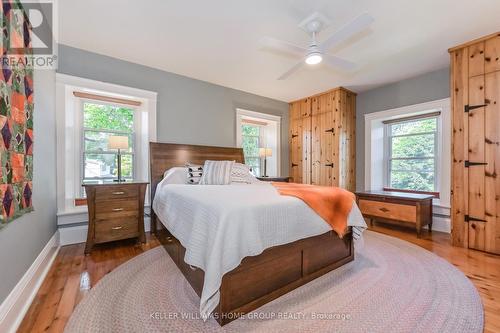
<box><xmin>83</xmin><ymin>181</ymin><xmax>148</xmax><ymax>254</ymax></box>
<box><xmin>289</xmin><ymin>87</ymin><xmax>356</xmax><ymax>191</ymax></box>
<box><xmin>449</xmin><ymin>32</ymin><xmax>500</xmax><ymax>254</ymax></box>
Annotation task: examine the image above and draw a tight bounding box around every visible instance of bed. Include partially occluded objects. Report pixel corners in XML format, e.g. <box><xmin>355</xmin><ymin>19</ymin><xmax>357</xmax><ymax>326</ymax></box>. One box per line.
<box><xmin>149</xmin><ymin>142</ymin><xmax>365</xmax><ymax>325</ymax></box>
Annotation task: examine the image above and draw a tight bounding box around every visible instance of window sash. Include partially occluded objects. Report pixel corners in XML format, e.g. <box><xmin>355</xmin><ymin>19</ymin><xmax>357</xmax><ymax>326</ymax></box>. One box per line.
<box><xmin>241</xmin><ymin>125</ymin><xmax>263</xmax><ymax>175</ymax></box>
<box><xmin>82</xmin><ymin>152</ymin><xmax>134</xmax><ymax>181</ymax></box>
<box><xmin>81</xmin><ymin>103</ymin><xmax>136</xmax><ymax>183</ymax></box>
<box><xmin>385</xmin><ymin>117</ymin><xmax>438</xmax><ymax>192</ymax></box>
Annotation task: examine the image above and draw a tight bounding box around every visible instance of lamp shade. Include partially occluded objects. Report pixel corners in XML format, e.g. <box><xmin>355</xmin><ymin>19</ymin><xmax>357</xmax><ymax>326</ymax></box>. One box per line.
<box><xmin>108</xmin><ymin>136</ymin><xmax>129</xmax><ymax>150</ymax></box>
<box><xmin>259</xmin><ymin>148</ymin><xmax>272</xmax><ymax>157</ymax></box>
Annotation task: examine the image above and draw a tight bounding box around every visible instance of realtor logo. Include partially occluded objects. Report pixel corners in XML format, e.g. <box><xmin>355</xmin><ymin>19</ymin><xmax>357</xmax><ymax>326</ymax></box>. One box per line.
<box><xmin>1</xmin><ymin>0</ymin><xmax>57</xmax><ymax>69</ymax></box>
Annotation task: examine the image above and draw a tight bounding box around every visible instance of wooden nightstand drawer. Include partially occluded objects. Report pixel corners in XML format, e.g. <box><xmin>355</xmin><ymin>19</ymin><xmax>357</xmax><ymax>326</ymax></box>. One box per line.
<box><xmin>358</xmin><ymin>199</ymin><xmax>416</xmax><ymax>223</ymax></box>
<box><xmin>95</xmin><ymin>199</ymin><xmax>138</xmax><ymax>220</ymax></box>
<box><xmin>95</xmin><ymin>186</ymin><xmax>138</xmax><ymax>201</ymax></box>
<box><xmin>95</xmin><ymin>217</ymin><xmax>139</xmax><ymax>243</ymax></box>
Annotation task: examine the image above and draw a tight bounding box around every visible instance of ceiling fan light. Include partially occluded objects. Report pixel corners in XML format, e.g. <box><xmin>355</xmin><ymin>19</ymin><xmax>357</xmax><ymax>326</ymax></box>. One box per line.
<box><xmin>305</xmin><ymin>52</ymin><xmax>322</xmax><ymax>65</ymax></box>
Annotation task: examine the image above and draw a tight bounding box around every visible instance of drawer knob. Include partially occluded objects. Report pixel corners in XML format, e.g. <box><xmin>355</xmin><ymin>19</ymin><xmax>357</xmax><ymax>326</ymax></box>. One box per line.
<box><xmin>111</xmin><ymin>226</ymin><xmax>123</xmax><ymax>230</ymax></box>
<box><xmin>112</xmin><ymin>208</ymin><xmax>124</xmax><ymax>212</ymax></box>
<box><xmin>379</xmin><ymin>207</ymin><xmax>389</xmax><ymax>213</ymax></box>
<box><xmin>112</xmin><ymin>191</ymin><xmax>125</xmax><ymax>195</ymax></box>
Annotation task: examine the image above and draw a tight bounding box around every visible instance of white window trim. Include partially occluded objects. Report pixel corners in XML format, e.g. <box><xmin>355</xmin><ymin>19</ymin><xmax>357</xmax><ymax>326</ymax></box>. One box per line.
<box><xmin>56</xmin><ymin>73</ymin><xmax>157</xmax><ymax>217</ymax></box>
<box><xmin>236</xmin><ymin>108</ymin><xmax>281</xmax><ymax>176</ymax></box>
<box><xmin>364</xmin><ymin>98</ymin><xmax>451</xmax><ymax>209</ymax></box>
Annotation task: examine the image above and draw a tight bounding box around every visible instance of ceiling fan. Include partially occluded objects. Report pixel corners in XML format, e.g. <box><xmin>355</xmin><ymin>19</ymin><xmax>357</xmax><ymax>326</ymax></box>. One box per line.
<box><xmin>260</xmin><ymin>12</ymin><xmax>374</xmax><ymax>80</ymax></box>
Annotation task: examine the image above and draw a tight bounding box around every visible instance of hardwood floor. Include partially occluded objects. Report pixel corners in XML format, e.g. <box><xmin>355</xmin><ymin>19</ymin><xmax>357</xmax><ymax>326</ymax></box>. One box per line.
<box><xmin>17</xmin><ymin>234</ymin><xmax>160</xmax><ymax>333</ymax></box>
<box><xmin>18</xmin><ymin>226</ymin><xmax>500</xmax><ymax>333</ymax></box>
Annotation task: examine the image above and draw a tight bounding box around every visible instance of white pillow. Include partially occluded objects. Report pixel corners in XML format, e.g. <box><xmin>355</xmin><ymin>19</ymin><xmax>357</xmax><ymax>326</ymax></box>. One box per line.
<box><xmin>162</xmin><ymin>167</ymin><xmax>188</xmax><ymax>184</ymax></box>
<box><xmin>231</xmin><ymin>163</ymin><xmax>253</xmax><ymax>183</ymax></box>
<box><xmin>199</xmin><ymin>160</ymin><xmax>235</xmax><ymax>185</ymax></box>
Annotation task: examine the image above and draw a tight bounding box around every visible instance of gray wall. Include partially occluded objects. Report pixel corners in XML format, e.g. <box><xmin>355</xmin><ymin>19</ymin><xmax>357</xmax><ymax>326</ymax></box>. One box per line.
<box><xmin>57</xmin><ymin>45</ymin><xmax>290</xmax><ymax>176</ymax></box>
<box><xmin>356</xmin><ymin>67</ymin><xmax>450</xmax><ymax>190</ymax></box>
<box><xmin>0</xmin><ymin>44</ymin><xmax>57</xmax><ymax>302</ymax></box>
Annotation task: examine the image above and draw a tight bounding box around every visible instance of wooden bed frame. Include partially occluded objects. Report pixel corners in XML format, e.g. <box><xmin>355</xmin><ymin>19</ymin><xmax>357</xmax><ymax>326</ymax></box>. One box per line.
<box><xmin>149</xmin><ymin>142</ymin><xmax>354</xmax><ymax>325</ymax></box>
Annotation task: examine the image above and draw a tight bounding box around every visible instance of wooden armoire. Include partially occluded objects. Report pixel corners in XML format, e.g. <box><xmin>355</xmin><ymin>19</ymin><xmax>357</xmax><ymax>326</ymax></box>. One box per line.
<box><xmin>449</xmin><ymin>32</ymin><xmax>500</xmax><ymax>254</ymax></box>
<box><xmin>289</xmin><ymin>87</ymin><xmax>356</xmax><ymax>191</ymax></box>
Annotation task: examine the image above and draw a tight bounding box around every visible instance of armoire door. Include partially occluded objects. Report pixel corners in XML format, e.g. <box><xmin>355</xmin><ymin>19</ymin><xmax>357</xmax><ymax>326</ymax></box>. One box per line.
<box><xmin>467</xmin><ymin>73</ymin><xmax>487</xmax><ymax>251</ymax></box>
<box><xmin>482</xmin><ymin>70</ymin><xmax>500</xmax><ymax>254</ymax></box>
<box><xmin>289</xmin><ymin>98</ymin><xmax>311</xmax><ymax>183</ymax></box>
<box><xmin>311</xmin><ymin>92</ymin><xmax>339</xmax><ymax>186</ymax></box>
<box><xmin>466</xmin><ymin>40</ymin><xmax>500</xmax><ymax>254</ymax></box>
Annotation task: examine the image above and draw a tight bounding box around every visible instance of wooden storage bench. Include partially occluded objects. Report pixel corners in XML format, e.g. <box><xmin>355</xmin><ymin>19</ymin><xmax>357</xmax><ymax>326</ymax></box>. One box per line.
<box><xmin>356</xmin><ymin>191</ymin><xmax>433</xmax><ymax>238</ymax></box>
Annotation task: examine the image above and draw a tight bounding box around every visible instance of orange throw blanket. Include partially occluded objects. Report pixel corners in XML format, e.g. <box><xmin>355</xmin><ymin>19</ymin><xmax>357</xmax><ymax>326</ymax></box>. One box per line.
<box><xmin>271</xmin><ymin>182</ymin><xmax>355</xmax><ymax>238</ymax></box>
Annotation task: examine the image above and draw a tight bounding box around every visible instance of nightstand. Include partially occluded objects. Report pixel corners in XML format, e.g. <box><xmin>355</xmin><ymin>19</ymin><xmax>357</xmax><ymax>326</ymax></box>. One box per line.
<box><xmin>83</xmin><ymin>181</ymin><xmax>148</xmax><ymax>254</ymax></box>
<box><xmin>256</xmin><ymin>176</ymin><xmax>290</xmax><ymax>182</ymax></box>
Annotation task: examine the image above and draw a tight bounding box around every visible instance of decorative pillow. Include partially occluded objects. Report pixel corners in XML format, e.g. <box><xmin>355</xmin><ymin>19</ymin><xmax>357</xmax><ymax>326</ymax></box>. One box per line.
<box><xmin>186</xmin><ymin>164</ymin><xmax>203</xmax><ymax>184</ymax></box>
<box><xmin>163</xmin><ymin>167</ymin><xmax>188</xmax><ymax>184</ymax></box>
<box><xmin>199</xmin><ymin>160</ymin><xmax>235</xmax><ymax>185</ymax></box>
<box><xmin>231</xmin><ymin>163</ymin><xmax>253</xmax><ymax>183</ymax></box>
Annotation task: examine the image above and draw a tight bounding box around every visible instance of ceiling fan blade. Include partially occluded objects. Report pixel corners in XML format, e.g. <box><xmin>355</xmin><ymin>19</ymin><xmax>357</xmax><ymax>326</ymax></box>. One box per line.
<box><xmin>260</xmin><ymin>36</ymin><xmax>307</xmax><ymax>57</ymax></box>
<box><xmin>323</xmin><ymin>54</ymin><xmax>357</xmax><ymax>71</ymax></box>
<box><xmin>320</xmin><ymin>13</ymin><xmax>374</xmax><ymax>51</ymax></box>
<box><xmin>278</xmin><ymin>61</ymin><xmax>304</xmax><ymax>80</ymax></box>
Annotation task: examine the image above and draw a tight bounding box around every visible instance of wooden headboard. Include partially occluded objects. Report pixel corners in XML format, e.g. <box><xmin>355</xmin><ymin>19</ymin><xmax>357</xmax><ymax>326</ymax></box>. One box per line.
<box><xmin>149</xmin><ymin>142</ymin><xmax>244</xmax><ymax>231</ymax></box>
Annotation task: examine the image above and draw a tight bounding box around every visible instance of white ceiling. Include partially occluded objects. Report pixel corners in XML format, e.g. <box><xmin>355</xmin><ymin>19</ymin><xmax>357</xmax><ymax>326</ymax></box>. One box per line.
<box><xmin>58</xmin><ymin>0</ymin><xmax>500</xmax><ymax>102</ymax></box>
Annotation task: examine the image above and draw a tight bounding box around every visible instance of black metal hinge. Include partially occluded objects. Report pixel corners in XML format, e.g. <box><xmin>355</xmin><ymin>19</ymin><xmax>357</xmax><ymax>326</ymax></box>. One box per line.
<box><xmin>464</xmin><ymin>160</ymin><xmax>488</xmax><ymax>167</ymax></box>
<box><xmin>291</xmin><ymin>134</ymin><xmax>298</xmax><ymax>138</ymax></box>
<box><xmin>325</xmin><ymin>163</ymin><xmax>334</xmax><ymax>168</ymax></box>
<box><xmin>464</xmin><ymin>215</ymin><xmax>487</xmax><ymax>223</ymax></box>
<box><xmin>325</xmin><ymin>128</ymin><xmax>335</xmax><ymax>133</ymax></box>
<box><xmin>464</xmin><ymin>103</ymin><xmax>487</xmax><ymax>112</ymax></box>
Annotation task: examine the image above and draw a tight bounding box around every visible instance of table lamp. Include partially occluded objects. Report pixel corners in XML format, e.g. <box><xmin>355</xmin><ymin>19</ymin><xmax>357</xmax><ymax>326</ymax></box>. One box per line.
<box><xmin>108</xmin><ymin>135</ymin><xmax>129</xmax><ymax>182</ymax></box>
<box><xmin>259</xmin><ymin>147</ymin><xmax>272</xmax><ymax>177</ymax></box>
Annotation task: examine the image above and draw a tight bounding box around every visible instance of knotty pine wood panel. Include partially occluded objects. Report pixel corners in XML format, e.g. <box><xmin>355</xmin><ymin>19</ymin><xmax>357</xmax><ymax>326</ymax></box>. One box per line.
<box><xmin>485</xmin><ymin>34</ymin><xmax>500</xmax><ymax>74</ymax></box>
<box><xmin>300</xmin><ymin>98</ymin><xmax>312</xmax><ymax>184</ymax></box>
<box><xmin>338</xmin><ymin>89</ymin><xmax>356</xmax><ymax>192</ymax></box>
<box><xmin>311</xmin><ymin>92</ymin><xmax>336</xmax><ymax>186</ymax></box>
<box><xmin>467</xmin><ymin>74</ymin><xmax>486</xmax><ymax>246</ymax></box>
<box><xmin>289</xmin><ymin>101</ymin><xmax>302</xmax><ymax>183</ymax></box>
<box><xmin>484</xmin><ymin>71</ymin><xmax>500</xmax><ymax>254</ymax></box>
<box><xmin>468</xmin><ymin>42</ymin><xmax>485</xmax><ymax>77</ymax></box>
<box><xmin>289</xmin><ymin>98</ymin><xmax>311</xmax><ymax>184</ymax></box>
<box><xmin>469</xmin><ymin>221</ymin><xmax>486</xmax><ymax>252</ymax></box>
<box><xmin>331</xmin><ymin>90</ymin><xmax>342</xmax><ymax>187</ymax></box>
<box><xmin>451</xmin><ymin>48</ymin><xmax>469</xmax><ymax>248</ymax></box>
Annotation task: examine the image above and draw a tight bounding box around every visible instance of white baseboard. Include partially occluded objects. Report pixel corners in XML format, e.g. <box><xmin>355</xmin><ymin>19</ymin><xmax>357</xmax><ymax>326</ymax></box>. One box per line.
<box><xmin>59</xmin><ymin>217</ymin><xmax>151</xmax><ymax>246</ymax></box>
<box><xmin>426</xmin><ymin>215</ymin><xmax>451</xmax><ymax>233</ymax></box>
<box><xmin>59</xmin><ymin>224</ymin><xmax>89</xmax><ymax>246</ymax></box>
<box><xmin>0</xmin><ymin>231</ymin><xmax>60</xmax><ymax>333</ymax></box>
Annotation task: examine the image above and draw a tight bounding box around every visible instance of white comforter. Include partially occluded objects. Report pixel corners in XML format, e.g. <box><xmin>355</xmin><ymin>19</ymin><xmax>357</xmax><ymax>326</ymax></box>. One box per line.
<box><xmin>152</xmin><ymin>180</ymin><xmax>367</xmax><ymax>320</ymax></box>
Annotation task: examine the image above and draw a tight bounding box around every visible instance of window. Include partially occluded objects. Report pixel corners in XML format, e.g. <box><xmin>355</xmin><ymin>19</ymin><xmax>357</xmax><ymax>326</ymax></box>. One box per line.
<box><xmin>82</xmin><ymin>102</ymin><xmax>135</xmax><ymax>182</ymax></box>
<box><xmin>236</xmin><ymin>109</ymin><xmax>281</xmax><ymax>177</ymax></box>
<box><xmin>241</xmin><ymin>124</ymin><xmax>262</xmax><ymax>176</ymax></box>
<box><xmin>384</xmin><ymin>114</ymin><xmax>439</xmax><ymax>194</ymax></box>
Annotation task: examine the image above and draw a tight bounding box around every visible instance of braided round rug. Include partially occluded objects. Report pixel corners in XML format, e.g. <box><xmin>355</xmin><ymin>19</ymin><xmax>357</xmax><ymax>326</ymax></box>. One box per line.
<box><xmin>65</xmin><ymin>231</ymin><xmax>483</xmax><ymax>333</ymax></box>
